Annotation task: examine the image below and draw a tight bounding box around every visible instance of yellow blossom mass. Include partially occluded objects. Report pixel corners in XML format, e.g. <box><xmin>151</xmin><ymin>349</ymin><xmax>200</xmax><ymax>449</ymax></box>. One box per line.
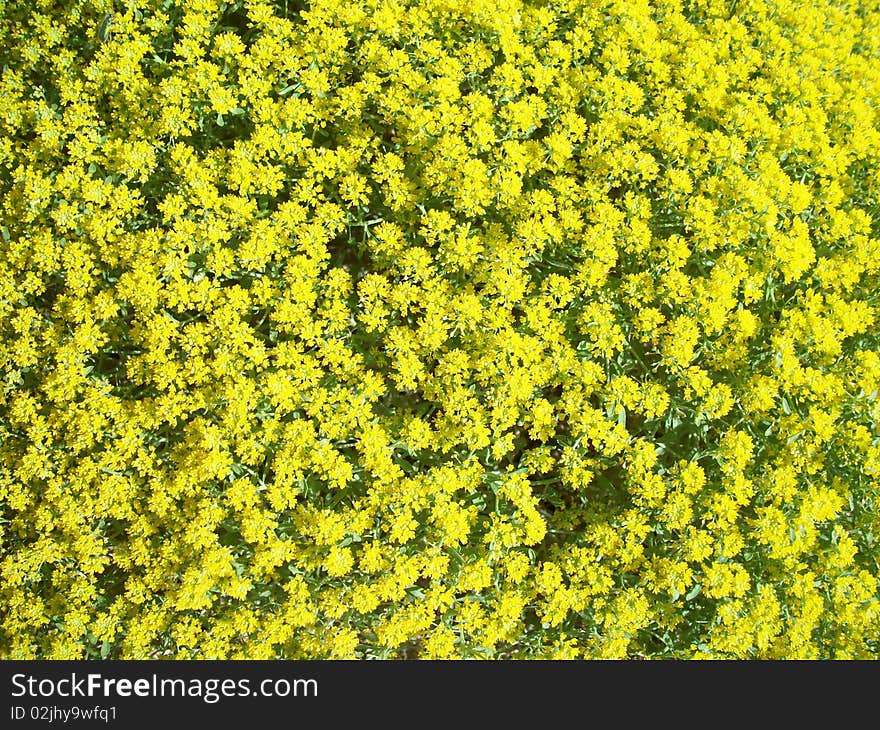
<box><xmin>1</xmin><ymin>0</ymin><xmax>879</xmax><ymax>659</ymax></box>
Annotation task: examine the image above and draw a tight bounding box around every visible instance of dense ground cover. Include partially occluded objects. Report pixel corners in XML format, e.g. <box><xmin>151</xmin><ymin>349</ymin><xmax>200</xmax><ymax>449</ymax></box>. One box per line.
<box><xmin>1</xmin><ymin>0</ymin><xmax>879</xmax><ymax>658</ymax></box>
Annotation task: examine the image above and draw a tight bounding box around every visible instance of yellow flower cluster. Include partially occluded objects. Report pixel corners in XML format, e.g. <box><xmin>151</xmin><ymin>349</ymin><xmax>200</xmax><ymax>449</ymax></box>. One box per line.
<box><xmin>1</xmin><ymin>0</ymin><xmax>879</xmax><ymax>659</ymax></box>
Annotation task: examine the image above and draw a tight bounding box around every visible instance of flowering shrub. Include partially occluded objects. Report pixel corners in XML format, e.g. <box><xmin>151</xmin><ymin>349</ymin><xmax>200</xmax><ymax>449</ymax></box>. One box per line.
<box><xmin>1</xmin><ymin>0</ymin><xmax>879</xmax><ymax>659</ymax></box>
